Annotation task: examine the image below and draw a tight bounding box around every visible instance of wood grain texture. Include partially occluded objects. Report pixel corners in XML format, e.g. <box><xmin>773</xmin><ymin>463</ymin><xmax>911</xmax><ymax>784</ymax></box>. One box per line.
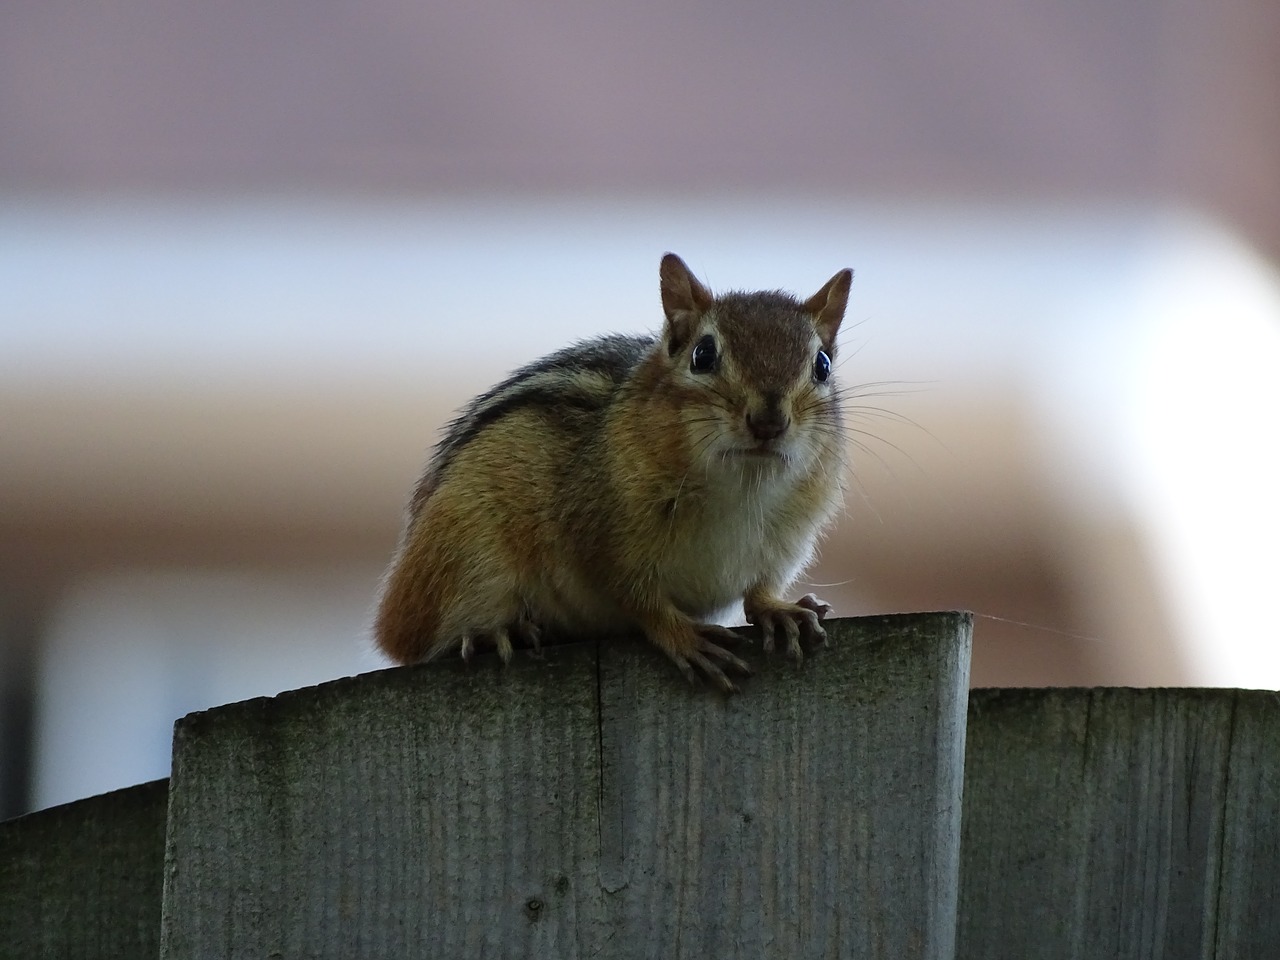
<box><xmin>958</xmin><ymin>687</ymin><xmax>1280</xmax><ymax>960</ymax></box>
<box><xmin>597</xmin><ymin>612</ymin><xmax>973</xmax><ymax>960</ymax></box>
<box><xmin>0</xmin><ymin>779</ymin><xmax>167</xmax><ymax>959</ymax></box>
<box><xmin>160</xmin><ymin>612</ymin><xmax>972</xmax><ymax>959</ymax></box>
<box><xmin>161</xmin><ymin>644</ymin><xmax>602</xmax><ymax>959</ymax></box>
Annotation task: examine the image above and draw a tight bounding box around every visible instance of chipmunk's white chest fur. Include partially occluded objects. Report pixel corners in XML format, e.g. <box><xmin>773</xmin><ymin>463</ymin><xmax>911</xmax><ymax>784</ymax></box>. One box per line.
<box><xmin>661</xmin><ymin>460</ymin><xmax>815</xmax><ymax>619</ymax></box>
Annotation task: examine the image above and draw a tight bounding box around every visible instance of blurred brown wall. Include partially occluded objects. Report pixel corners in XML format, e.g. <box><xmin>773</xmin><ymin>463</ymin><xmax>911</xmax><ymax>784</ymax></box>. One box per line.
<box><xmin>3</xmin><ymin>0</ymin><xmax>1278</xmax><ymax>259</ymax></box>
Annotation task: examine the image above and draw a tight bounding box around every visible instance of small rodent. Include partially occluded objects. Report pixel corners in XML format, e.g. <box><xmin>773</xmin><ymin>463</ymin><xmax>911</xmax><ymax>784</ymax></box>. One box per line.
<box><xmin>375</xmin><ymin>253</ymin><xmax>851</xmax><ymax>692</ymax></box>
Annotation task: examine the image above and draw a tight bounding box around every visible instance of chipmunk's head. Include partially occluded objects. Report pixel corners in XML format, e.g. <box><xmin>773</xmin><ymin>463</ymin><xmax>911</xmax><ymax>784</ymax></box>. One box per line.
<box><xmin>658</xmin><ymin>252</ymin><xmax>851</xmax><ymax>475</ymax></box>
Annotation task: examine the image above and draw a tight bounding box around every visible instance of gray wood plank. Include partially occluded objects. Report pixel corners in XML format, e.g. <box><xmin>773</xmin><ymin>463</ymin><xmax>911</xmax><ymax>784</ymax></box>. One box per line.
<box><xmin>0</xmin><ymin>779</ymin><xmax>168</xmax><ymax>960</ymax></box>
<box><xmin>1213</xmin><ymin>690</ymin><xmax>1280</xmax><ymax>956</ymax></box>
<box><xmin>161</xmin><ymin>612</ymin><xmax>972</xmax><ymax>959</ymax></box>
<box><xmin>161</xmin><ymin>644</ymin><xmax>603</xmax><ymax>959</ymax></box>
<box><xmin>598</xmin><ymin>611</ymin><xmax>973</xmax><ymax>959</ymax></box>
<box><xmin>958</xmin><ymin>687</ymin><xmax>1280</xmax><ymax>960</ymax></box>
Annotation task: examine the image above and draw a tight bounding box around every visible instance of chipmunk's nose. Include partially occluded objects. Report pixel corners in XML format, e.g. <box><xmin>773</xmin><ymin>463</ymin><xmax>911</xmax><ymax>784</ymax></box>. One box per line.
<box><xmin>747</xmin><ymin>400</ymin><xmax>790</xmax><ymax>441</ymax></box>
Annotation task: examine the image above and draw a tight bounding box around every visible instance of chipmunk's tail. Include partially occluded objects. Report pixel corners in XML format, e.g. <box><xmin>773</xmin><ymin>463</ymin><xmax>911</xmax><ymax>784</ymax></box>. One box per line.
<box><xmin>373</xmin><ymin>546</ymin><xmax>449</xmax><ymax>665</ymax></box>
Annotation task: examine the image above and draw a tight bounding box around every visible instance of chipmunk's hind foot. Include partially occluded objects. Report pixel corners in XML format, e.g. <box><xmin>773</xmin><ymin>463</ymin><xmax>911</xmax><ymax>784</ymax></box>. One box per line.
<box><xmin>458</xmin><ymin>626</ymin><xmax>513</xmax><ymax>664</ymax></box>
<box><xmin>455</xmin><ymin>613</ymin><xmax>545</xmax><ymax>665</ymax></box>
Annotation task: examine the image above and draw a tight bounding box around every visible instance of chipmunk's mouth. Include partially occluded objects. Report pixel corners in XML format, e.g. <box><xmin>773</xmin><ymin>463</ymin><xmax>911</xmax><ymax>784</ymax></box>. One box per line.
<box><xmin>730</xmin><ymin>445</ymin><xmax>786</xmax><ymax>461</ymax></box>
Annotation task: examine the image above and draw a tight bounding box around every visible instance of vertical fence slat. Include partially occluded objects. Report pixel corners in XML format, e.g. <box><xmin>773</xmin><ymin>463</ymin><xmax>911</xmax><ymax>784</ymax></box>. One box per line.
<box><xmin>598</xmin><ymin>611</ymin><xmax>972</xmax><ymax>959</ymax></box>
<box><xmin>958</xmin><ymin>687</ymin><xmax>1280</xmax><ymax>960</ymax></box>
<box><xmin>160</xmin><ymin>645</ymin><xmax>603</xmax><ymax>959</ymax></box>
<box><xmin>0</xmin><ymin>779</ymin><xmax>167</xmax><ymax>959</ymax></box>
<box><xmin>1213</xmin><ymin>690</ymin><xmax>1280</xmax><ymax>954</ymax></box>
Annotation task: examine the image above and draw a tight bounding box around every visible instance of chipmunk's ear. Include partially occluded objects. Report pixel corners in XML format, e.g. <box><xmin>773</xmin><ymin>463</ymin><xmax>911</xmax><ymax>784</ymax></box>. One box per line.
<box><xmin>803</xmin><ymin>268</ymin><xmax>853</xmax><ymax>351</ymax></box>
<box><xmin>660</xmin><ymin>253</ymin><xmax>714</xmax><ymax>355</ymax></box>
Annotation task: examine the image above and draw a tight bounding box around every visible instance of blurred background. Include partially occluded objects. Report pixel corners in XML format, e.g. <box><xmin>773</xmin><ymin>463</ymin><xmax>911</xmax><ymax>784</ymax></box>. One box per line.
<box><xmin>2</xmin><ymin>0</ymin><xmax>1279</xmax><ymax>818</ymax></box>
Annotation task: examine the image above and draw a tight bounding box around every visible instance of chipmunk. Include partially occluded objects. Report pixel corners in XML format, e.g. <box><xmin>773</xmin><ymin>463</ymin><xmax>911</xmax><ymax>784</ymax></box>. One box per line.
<box><xmin>374</xmin><ymin>253</ymin><xmax>851</xmax><ymax>692</ymax></box>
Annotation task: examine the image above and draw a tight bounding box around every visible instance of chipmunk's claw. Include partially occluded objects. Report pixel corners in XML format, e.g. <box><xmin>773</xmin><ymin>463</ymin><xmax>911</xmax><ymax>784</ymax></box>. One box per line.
<box><xmin>520</xmin><ymin>618</ymin><xmax>543</xmax><ymax>656</ymax></box>
<box><xmin>493</xmin><ymin>627</ymin><xmax>514</xmax><ymax>664</ymax></box>
<box><xmin>696</xmin><ymin>625</ymin><xmax>753</xmax><ymax>690</ymax></box>
<box><xmin>456</xmin><ymin>623</ymin><xmax>521</xmax><ymax>665</ymax></box>
<box><xmin>747</xmin><ymin>594</ymin><xmax>831</xmax><ymax>664</ymax></box>
<box><xmin>795</xmin><ymin>593</ymin><xmax>833</xmax><ymax>623</ymax></box>
<box><xmin>659</xmin><ymin>623</ymin><xmax>752</xmax><ymax>694</ymax></box>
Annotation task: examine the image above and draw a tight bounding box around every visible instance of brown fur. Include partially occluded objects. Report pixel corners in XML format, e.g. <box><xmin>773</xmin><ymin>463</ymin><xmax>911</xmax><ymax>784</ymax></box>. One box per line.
<box><xmin>374</xmin><ymin>253</ymin><xmax>852</xmax><ymax>691</ymax></box>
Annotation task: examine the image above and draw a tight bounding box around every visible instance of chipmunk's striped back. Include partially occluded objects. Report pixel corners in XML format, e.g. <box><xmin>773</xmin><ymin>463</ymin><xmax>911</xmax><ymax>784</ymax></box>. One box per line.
<box><xmin>408</xmin><ymin>334</ymin><xmax>654</xmax><ymax>516</ymax></box>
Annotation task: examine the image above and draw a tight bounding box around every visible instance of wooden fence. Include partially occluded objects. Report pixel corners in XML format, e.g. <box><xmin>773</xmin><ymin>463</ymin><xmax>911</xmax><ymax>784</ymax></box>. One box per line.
<box><xmin>1</xmin><ymin>612</ymin><xmax>1277</xmax><ymax>959</ymax></box>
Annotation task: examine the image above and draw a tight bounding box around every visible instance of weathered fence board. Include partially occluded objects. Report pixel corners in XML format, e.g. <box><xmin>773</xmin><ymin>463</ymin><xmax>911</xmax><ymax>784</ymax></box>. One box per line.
<box><xmin>957</xmin><ymin>687</ymin><xmax>1280</xmax><ymax>960</ymax></box>
<box><xmin>0</xmin><ymin>778</ymin><xmax>167</xmax><ymax>959</ymax></box>
<box><xmin>596</xmin><ymin>614</ymin><xmax>971</xmax><ymax>957</ymax></box>
<box><xmin>162</xmin><ymin>643</ymin><xmax>602</xmax><ymax>959</ymax></box>
<box><xmin>160</xmin><ymin>612</ymin><xmax>972</xmax><ymax>960</ymax></box>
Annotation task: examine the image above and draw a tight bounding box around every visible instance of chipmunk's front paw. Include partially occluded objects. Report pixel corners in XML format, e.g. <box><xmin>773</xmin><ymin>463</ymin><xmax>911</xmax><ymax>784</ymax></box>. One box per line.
<box><xmin>652</xmin><ymin>623</ymin><xmax>753</xmax><ymax>694</ymax></box>
<box><xmin>745</xmin><ymin>593</ymin><xmax>831</xmax><ymax>663</ymax></box>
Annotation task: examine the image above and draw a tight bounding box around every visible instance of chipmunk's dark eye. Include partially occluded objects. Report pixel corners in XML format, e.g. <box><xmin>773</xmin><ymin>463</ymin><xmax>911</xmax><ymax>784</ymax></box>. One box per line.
<box><xmin>690</xmin><ymin>335</ymin><xmax>718</xmax><ymax>373</ymax></box>
<box><xmin>813</xmin><ymin>349</ymin><xmax>831</xmax><ymax>382</ymax></box>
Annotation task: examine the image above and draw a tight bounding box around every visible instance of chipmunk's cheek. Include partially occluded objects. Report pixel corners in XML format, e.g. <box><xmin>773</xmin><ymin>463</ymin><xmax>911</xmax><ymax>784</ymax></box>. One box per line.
<box><xmin>683</xmin><ymin>415</ymin><xmax>730</xmax><ymax>462</ymax></box>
